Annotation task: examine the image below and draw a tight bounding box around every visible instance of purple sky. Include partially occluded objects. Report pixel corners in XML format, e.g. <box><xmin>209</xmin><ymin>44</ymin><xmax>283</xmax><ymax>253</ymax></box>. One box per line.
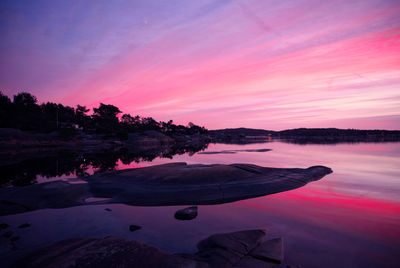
<box><xmin>1</xmin><ymin>0</ymin><xmax>399</xmax><ymax>130</ymax></box>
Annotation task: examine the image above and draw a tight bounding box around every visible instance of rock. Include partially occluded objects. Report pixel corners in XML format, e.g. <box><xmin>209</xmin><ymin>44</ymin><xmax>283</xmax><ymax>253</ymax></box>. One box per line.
<box><xmin>193</xmin><ymin>230</ymin><xmax>267</xmax><ymax>267</ymax></box>
<box><xmin>129</xmin><ymin>224</ymin><xmax>141</xmax><ymax>232</ymax></box>
<box><xmin>104</xmin><ymin>208</ymin><xmax>112</xmax><ymax>211</ymax></box>
<box><xmin>174</xmin><ymin>206</ymin><xmax>198</xmax><ymax>220</ymax></box>
<box><xmin>250</xmin><ymin>238</ymin><xmax>284</xmax><ymax>263</ymax></box>
<box><xmin>234</xmin><ymin>256</ymin><xmax>280</xmax><ymax>267</ymax></box>
<box><xmin>18</xmin><ymin>223</ymin><xmax>31</xmax><ymax>228</ymax></box>
<box><xmin>15</xmin><ymin>237</ymin><xmax>169</xmax><ymax>268</ymax></box>
<box><xmin>197</xmin><ymin>229</ymin><xmax>266</xmax><ymax>255</ymax></box>
<box><xmin>160</xmin><ymin>254</ymin><xmax>209</xmax><ymax>268</ymax></box>
<box><xmin>0</xmin><ymin>162</ymin><xmax>332</xmax><ymax>216</ymax></box>
<box><xmin>13</xmin><ymin>230</ymin><xmax>289</xmax><ymax>268</ymax></box>
<box><xmin>0</xmin><ymin>223</ymin><xmax>9</xmax><ymax>230</ymax></box>
<box><xmin>195</xmin><ymin>247</ymin><xmax>242</xmax><ymax>267</ymax></box>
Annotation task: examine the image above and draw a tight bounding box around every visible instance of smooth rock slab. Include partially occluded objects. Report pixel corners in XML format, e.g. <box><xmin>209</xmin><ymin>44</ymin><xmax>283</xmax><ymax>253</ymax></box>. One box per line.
<box><xmin>0</xmin><ymin>162</ymin><xmax>332</xmax><ymax>216</ymax></box>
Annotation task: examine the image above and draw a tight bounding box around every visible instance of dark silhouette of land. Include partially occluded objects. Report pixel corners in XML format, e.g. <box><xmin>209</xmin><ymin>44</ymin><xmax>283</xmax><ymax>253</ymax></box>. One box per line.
<box><xmin>2</xmin><ymin>91</ymin><xmax>399</xmax><ymax>148</ymax></box>
<box><xmin>210</xmin><ymin>127</ymin><xmax>400</xmax><ymax>144</ymax></box>
<box><xmin>0</xmin><ymin>91</ymin><xmax>207</xmax><ymax>138</ymax></box>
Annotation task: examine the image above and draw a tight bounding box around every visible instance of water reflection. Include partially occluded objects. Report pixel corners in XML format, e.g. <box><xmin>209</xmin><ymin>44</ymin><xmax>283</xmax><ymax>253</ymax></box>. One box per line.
<box><xmin>0</xmin><ymin>141</ymin><xmax>399</xmax><ymax>267</ymax></box>
<box><xmin>0</xmin><ymin>142</ymin><xmax>209</xmax><ymax>187</ymax></box>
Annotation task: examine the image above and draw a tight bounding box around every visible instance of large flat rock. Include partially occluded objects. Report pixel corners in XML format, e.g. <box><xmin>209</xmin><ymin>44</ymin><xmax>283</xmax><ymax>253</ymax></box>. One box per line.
<box><xmin>0</xmin><ymin>162</ymin><xmax>332</xmax><ymax>216</ymax></box>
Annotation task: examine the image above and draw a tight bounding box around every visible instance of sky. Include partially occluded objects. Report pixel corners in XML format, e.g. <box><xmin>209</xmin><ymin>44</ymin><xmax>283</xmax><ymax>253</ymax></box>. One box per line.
<box><xmin>0</xmin><ymin>0</ymin><xmax>399</xmax><ymax>130</ymax></box>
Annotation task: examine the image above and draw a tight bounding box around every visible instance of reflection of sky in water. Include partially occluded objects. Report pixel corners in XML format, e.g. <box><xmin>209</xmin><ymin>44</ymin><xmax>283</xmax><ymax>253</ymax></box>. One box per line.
<box><xmin>1</xmin><ymin>142</ymin><xmax>400</xmax><ymax>267</ymax></box>
<box><xmin>119</xmin><ymin>141</ymin><xmax>400</xmax><ymax>201</ymax></box>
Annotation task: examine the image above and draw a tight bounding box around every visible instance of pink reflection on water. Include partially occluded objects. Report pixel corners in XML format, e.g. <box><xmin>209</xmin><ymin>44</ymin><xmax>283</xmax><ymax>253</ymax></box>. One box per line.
<box><xmin>239</xmin><ymin>186</ymin><xmax>400</xmax><ymax>246</ymax></box>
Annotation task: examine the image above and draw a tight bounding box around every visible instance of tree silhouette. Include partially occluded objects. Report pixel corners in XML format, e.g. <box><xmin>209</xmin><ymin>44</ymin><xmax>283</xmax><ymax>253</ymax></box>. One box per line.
<box><xmin>92</xmin><ymin>103</ymin><xmax>122</xmax><ymax>133</ymax></box>
<box><xmin>75</xmin><ymin>105</ymin><xmax>90</xmax><ymax>129</ymax></box>
<box><xmin>0</xmin><ymin>92</ymin><xmax>13</xmax><ymax>128</ymax></box>
<box><xmin>0</xmin><ymin>90</ymin><xmax>208</xmax><ymax>137</ymax></box>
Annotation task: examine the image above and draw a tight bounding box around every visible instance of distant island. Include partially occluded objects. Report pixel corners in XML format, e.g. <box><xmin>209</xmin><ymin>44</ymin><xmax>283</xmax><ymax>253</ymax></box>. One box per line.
<box><xmin>210</xmin><ymin>127</ymin><xmax>400</xmax><ymax>144</ymax></box>
<box><xmin>1</xmin><ymin>91</ymin><xmax>400</xmax><ymax>150</ymax></box>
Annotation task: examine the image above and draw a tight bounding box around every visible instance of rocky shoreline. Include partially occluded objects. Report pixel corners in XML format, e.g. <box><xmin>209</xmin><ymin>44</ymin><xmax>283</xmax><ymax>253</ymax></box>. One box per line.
<box><xmin>13</xmin><ymin>229</ymin><xmax>287</xmax><ymax>268</ymax></box>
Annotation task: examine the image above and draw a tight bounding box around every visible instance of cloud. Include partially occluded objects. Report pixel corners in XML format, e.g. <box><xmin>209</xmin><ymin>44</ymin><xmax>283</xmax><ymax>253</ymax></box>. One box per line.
<box><xmin>1</xmin><ymin>0</ymin><xmax>399</xmax><ymax>129</ymax></box>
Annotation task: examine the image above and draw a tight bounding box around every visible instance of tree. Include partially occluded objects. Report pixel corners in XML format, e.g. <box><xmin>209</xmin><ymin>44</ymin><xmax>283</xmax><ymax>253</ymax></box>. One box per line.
<box><xmin>92</xmin><ymin>103</ymin><xmax>122</xmax><ymax>133</ymax></box>
<box><xmin>13</xmin><ymin>92</ymin><xmax>41</xmax><ymax>130</ymax></box>
<box><xmin>75</xmin><ymin>105</ymin><xmax>90</xmax><ymax>128</ymax></box>
<box><xmin>13</xmin><ymin>92</ymin><xmax>37</xmax><ymax>107</ymax></box>
<box><xmin>161</xmin><ymin>120</ymin><xmax>174</xmax><ymax>134</ymax></box>
<box><xmin>0</xmin><ymin>91</ymin><xmax>13</xmax><ymax>128</ymax></box>
<box><xmin>76</xmin><ymin>105</ymin><xmax>89</xmax><ymax>115</ymax></box>
<box><xmin>140</xmin><ymin>117</ymin><xmax>161</xmax><ymax>131</ymax></box>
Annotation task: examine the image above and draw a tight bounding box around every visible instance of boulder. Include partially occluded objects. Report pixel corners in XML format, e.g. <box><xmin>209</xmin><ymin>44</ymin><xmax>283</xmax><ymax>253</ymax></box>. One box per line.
<box><xmin>174</xmin><ymin>206</ymin><xmax>198</xmax><ymax>220</ymax></box>
<box><xmin>129</xmin><ymin>224</ymin><xmax>141</xmax><ymax>232</ymax></box>
<box><xmin>250</xmin><ymin>238</ymin><xmax>284</xmax><ymax>263</ymax></box>
<box><xmin>197</xmin><ymin>229</ymin><xmax>266</xmax><ymax>255</ymax></box>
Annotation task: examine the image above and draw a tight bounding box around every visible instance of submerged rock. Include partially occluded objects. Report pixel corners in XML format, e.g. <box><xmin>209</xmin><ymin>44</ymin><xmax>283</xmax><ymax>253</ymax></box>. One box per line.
<box><xmin>0</xmin><ymin>162</ymin><xmax>332</xmax><ymax>216</ymax></box>
<box><xmin>174</xmin><ymin>206</ymin><xmax>198</xmax><ymax>220</ymax></box>
<box><xmin>129</xmin><ymin>225</ymin><xmax>141</xmax><ymax>232</ymax></box>
<box><xmin>14</xmin><ymin>230</ymin><xmax>287</xmax><ymax>268</ymax></box>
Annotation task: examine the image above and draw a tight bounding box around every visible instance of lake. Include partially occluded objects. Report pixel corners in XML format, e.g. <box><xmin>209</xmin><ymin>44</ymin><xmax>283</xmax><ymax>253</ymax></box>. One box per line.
<box><xmin>1</xmin><ymin>141</ymin><xmax>399</xmax><ymax>267</ymax></box>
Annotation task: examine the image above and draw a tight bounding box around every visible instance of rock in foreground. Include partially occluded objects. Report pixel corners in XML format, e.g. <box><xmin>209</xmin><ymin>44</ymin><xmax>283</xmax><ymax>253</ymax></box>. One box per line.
<box><xmin>174</xmin><ymin>206</ymin><xmax>198</xmax><ymax>220</ymax></box>
<box><xmin>15</xmin><ymin>230</ymin><xmax>285</xmax><ymax>268</ymax></box>
<box><xmin>0</xmin><ymin>162</ymin><xmax>332</xmax><ymax>216</ymax></box>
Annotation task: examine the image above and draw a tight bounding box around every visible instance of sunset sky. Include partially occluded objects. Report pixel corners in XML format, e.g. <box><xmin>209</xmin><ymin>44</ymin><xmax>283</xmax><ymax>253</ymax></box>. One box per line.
<box><xmin>1</xmin><ymin>0</ymin><xmax>399</xmax><ymax>130</ymax></box>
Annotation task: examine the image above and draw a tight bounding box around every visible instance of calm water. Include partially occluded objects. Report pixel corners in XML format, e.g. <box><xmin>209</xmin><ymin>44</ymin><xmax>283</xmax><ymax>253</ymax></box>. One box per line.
<box><xmin>1</xmin><ymin>141</ymin><xmax>400</xmax><ymax>267</ymax></box>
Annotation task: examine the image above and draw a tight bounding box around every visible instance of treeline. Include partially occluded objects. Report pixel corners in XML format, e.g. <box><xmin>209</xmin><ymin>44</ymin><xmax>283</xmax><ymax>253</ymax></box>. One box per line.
<box><xmin>0</xmin><ymin>91</ymin><xmax>207</xmax><ymax>138</ymax></box>
<box><xmin>277</xmin><ymin>128</ymin><xmax>400</xmax><ymax>136</ymax></box>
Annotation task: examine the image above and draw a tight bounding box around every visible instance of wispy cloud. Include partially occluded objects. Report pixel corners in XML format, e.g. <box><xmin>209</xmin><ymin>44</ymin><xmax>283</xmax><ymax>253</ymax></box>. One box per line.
<box><xmin>1</xmin><ymin>0</ymin><xmax>399</xmax><ymax>129</ymax></box>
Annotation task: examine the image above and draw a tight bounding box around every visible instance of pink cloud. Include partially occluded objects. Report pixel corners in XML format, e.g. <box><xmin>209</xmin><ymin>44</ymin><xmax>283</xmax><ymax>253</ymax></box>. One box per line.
<box><xmin>1</xmin><ymin>0</ymin><xmax>399</xmax><ymax>129</ymax></box>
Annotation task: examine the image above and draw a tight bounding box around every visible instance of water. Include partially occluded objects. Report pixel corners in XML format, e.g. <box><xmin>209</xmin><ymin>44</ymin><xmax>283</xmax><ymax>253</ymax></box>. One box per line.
<box><xmin>1</xmin><ymin>141</ymin><xmax>399</xmax><ymax>267</ymax></box>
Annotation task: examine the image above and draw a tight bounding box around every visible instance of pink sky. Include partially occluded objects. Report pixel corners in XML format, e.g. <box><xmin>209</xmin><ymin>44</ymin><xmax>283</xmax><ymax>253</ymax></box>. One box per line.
<box><xmin>1</xmin><ymin>0</ymin><xmax>399</xmax><ymax>130</ymax></box>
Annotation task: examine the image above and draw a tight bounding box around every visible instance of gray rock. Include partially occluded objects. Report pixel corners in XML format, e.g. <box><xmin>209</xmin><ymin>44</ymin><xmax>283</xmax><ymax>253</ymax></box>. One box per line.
<box><xmin>0</xmin><ymin>162</ymin><xmax>332</xmax><ymax>216</ymax></box>
<box><xmin>16</xmin><ymin>237</ymin><xmax>169</xmax><ymax>268</ymax></box>
<box><xmin>234</xmin><ymin>256</ymin><xmax>281</xmax><ymax>267</ymax></box>
<box><xmin>13</xmin><ymin>230</ymin><xmax>290</xmax><ymax>268</ymax></box>
<box><xmin>197</xmin><ymin>229</ymin><xmax>266</xmax><ymax>255</ymax></box>
<box><xmin>250</xmin><ymin>238</ymin><xmax>284</xmax><ymax>263</ymax></box>
<box><xmin>129</xmin><ymin>224</ymin><xmax>141</xmax><ymax>232</ymax></box>
<box><xmin>161</xmin><ymin>254</ymin><xmax>209</xmax><ymax>268</ymax></box>
<box><xmin>175</xmin><ymin>206</ymin><xmax>198</xmax><ymax>220</ymax></box>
